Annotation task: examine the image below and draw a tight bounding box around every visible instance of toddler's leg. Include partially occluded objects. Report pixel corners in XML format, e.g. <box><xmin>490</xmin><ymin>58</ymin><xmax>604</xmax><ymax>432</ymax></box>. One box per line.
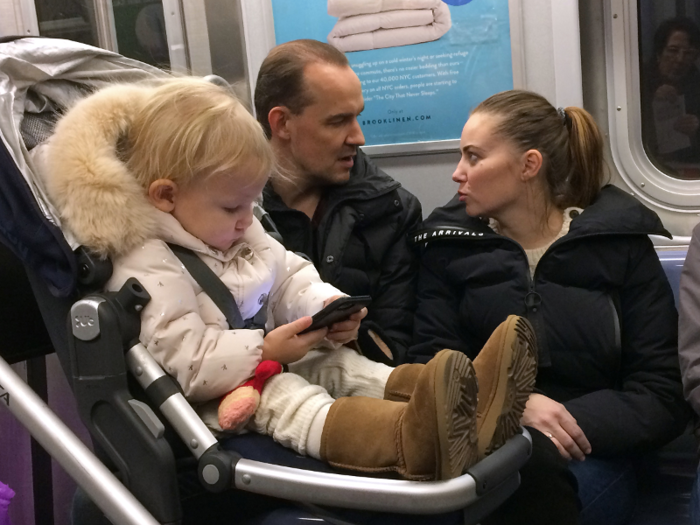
<box><xmin>384</xmin><ymin>315</ymin><xmax>538</xmax><ymax>459</ymax></box>
<box><xmin>257</xmin><ymin>350</ymin><xmax>479</xmax><ymax>480</ymax></box>
<box><xmin>288</xmin><ymin>345</ymin><xmax>392</xmax><ymax>399</ymax></box>
<box><xmin>320</xmin><ymin>349</ymin><xmax>479</xmax><ymax>481</ymax></box>
<box><xmin>250</xmin><ymin>372</ymin><xmax>333</xmax><ymax>458</ymax></box>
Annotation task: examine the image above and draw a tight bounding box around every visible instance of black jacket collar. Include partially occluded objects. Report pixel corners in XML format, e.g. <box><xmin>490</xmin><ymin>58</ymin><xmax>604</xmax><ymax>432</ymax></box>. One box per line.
<box><xmin>419</xmin><ymin>185</ymin><xmax>671</xmax><ymax>241</ymax></box>
<box><xmin>263</xmin><ymin>149</ymin><xmax>401</xmax><ymax>223</ymax></box>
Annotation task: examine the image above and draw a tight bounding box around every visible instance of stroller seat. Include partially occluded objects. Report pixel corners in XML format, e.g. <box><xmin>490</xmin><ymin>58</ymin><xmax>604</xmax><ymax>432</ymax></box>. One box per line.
<box><xmin>0</xmin><ymin>37</ymin><xmax>532</xmax><ymax>525</ymax></box>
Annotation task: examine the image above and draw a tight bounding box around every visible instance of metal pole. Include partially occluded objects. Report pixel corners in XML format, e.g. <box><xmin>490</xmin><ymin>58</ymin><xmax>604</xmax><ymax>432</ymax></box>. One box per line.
<box><xmin>0</xmin><ymin>356</ymin><xmax>160</xmax><ymax>525</ymax></box>
<box><xmin>93</xmin><ymin>0</ymin><xmax>119</xmax><ymax>52</ymax></box>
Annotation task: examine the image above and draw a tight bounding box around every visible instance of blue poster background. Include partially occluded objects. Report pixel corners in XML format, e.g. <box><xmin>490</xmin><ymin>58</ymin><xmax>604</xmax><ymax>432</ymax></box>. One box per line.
<box><xmin>270</xmin><ymin>0</ymin><xmax>513</xmax><ymax>146</ymax></box>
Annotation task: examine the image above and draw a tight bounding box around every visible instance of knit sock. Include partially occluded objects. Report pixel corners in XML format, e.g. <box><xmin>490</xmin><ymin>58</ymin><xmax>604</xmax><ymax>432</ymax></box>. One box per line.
<box><xmin>251</xmin><ymin>372</ymin><xmax>334</xmax><ymax>455</ymax></box>
<box><xmin>305</xmin><ymin>404</ymin><xmax>331</xmax><ymax>460</ymax></box>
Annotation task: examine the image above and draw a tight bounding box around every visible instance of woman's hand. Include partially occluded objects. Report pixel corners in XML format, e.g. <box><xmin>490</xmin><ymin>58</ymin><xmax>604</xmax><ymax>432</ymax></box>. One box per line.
<box><xmin>521</xmin><ymin>393</ymin><xmax>592</xmax><ymax>461</ymax></box>
<box><xmin>261</xmin><ymin>317</ymin><xmax>328</xmax><ymax>365</ymax></box>
<box><xmin>323</xmin><ymin>295</ymin><xmax>368</xmax><ymax>344</ymax></box>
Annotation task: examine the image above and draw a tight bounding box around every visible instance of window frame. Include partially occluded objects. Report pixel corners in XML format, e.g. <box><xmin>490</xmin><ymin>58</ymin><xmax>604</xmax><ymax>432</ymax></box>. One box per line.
<box><xmin>23</xmin><ymin>0</ymin><xmax>189</xmax><ymax>72</ymax></box>
<box><xmin>606</xmin><ymin>0</ymin><xmax>700</xmax><ymax>212</ymax></box>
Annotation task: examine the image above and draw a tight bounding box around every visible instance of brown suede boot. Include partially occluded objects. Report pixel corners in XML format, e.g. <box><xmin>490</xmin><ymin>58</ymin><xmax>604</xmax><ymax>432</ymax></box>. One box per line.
<box><xmin>473</xmin><ymin>315</ymin><xmax>538</xmax><ymax>459</ymax></box>
<box><xmin>320</xmin><ymin>350</ymin><xmax>478</xmax><ymax>481</ymax></box>
<box><xmin>384</xmin><ymin>362</ymin><xmax>425</xmax><ymax>402</ymax></box>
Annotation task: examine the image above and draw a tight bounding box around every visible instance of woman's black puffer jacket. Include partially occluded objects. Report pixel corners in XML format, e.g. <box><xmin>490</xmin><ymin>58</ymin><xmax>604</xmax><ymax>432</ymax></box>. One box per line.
<box><xmin>409</xmin><ymin>185</ymin><xmax>689</xmax><ymax>457</ymax></box>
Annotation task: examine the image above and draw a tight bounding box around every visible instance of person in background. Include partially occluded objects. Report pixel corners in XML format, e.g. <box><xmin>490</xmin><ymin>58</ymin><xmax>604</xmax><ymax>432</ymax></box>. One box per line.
<box><xmin>643</xmin><ymin>17</ymin><xmax>700</xmax><ymax>166</ymax></box>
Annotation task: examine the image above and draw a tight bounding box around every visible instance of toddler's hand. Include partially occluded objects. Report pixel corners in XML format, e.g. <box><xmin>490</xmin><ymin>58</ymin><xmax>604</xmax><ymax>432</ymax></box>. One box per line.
<box><xmin>323</xmin><ymin>295</ymin><xmax>367</xmax><ymax>344</ymax></box>
<box><xmin>262</xmin><ymin>317</ymin><xmax>328</xmax><ymax>365</ymax></box>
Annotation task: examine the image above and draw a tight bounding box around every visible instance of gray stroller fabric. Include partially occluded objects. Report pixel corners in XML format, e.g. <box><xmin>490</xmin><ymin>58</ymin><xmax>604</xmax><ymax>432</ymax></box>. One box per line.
<box><xmin>0</xmin><ymin>37</ymin><xmax>170</xmax><ymax>296</ymax></box>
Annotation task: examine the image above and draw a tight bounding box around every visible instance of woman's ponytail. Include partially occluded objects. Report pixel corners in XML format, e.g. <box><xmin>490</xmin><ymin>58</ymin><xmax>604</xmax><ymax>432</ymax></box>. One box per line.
<box><xmin>563</xmin><ymin>106</ymin><xmax>605</xmax><ymax>208</ymax></box>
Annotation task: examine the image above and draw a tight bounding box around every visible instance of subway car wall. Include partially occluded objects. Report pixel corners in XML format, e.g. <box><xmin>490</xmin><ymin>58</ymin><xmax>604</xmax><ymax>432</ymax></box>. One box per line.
<box><xmin>0</xmin><ymin>1</ymin><xmax>698</xmax><ymax>525</ymax></box>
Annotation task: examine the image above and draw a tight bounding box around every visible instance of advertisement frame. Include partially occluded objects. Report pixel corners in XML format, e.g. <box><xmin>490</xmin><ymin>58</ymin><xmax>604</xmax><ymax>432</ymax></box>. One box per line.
<box><xmin>241</xmin><ymin>0</ymin><xmax>525</xmax><ymax>157</ymax></box>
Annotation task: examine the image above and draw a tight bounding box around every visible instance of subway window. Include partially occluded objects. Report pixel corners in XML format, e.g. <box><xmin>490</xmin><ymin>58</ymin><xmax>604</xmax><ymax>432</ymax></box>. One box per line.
<box><xmin>606</xmin><ymin>0</ymin><xmax>700</xmax><ymax>210</ymax></box>
<box><xmin>33</xmin><ymin>0</ymin><xmax>171</xmax><ymax>69</ymax></box>
<box><xmin>639</xmin><ymin>0</ymin><xmax>700</xmax><ymax>180</ymax></box>
<box><xmin>34</xmin><ymin>0</ymin><xmax>99</xmax><ymax>47</ymax></box>
<box><xmin>111</xmin><ymin>0</ymin><xmax>170</xmax><ymax>69</ymax></box>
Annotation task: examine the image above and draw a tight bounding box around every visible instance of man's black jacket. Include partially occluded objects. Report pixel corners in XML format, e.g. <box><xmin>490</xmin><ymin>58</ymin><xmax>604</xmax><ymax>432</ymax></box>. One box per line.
<box><xmin>263</xmin><ymin>150</ymin><xmax>422</xmax><ymax>363</ymax></box>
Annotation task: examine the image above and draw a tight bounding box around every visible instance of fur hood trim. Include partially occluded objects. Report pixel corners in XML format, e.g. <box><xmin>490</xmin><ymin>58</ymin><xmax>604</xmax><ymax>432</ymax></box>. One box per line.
<box><xmin>45</xmin><ymin>84</ymin><xmax>158</xmax><ymax>258</ymax></box>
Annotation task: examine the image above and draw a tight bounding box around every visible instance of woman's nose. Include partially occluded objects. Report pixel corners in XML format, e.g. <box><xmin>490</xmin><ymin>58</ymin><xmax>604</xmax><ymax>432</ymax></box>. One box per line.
<box><xmin>452</xmin><ymin>164</ymin><xmax>466</xmax><ymax>183</ymax></box>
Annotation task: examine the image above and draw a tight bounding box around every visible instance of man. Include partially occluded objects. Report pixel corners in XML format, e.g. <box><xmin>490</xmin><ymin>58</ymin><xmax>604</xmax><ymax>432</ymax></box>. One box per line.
<box><xmin>254</xmin><ymin>39</ymin><xmax>422</xmax><ymax>364</ymax></box>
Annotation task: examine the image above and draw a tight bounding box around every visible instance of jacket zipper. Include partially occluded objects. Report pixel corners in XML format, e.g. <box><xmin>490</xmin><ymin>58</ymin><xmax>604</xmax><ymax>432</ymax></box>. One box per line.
<box><xmin>507</xmin><ymin>240</ymin><xmax>552</xmax><ymax>367</ymax></box>
<box><xmin>505</xmin><ymin>232</ymin><xmax>637</xmax><ymax>369</ymax></box>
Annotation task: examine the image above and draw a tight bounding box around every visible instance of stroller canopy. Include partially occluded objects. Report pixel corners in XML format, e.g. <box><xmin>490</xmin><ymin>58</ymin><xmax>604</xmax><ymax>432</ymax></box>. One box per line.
<box><xmin>0</xmin><ymin>37</ymin><xmax>168</xmax><ymax>297</ymax></box>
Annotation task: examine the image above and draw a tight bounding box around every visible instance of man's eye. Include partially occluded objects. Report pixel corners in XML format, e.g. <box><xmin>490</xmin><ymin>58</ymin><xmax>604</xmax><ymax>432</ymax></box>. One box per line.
<box><xmin>224</xmin><ymin>207</ymin><xmax>239</xmax><ymax>214</ymax></box>
<box><xmin>469</xmin><ymin>153</ymin><xmax>479</xmax><ymax>163</ymax></box>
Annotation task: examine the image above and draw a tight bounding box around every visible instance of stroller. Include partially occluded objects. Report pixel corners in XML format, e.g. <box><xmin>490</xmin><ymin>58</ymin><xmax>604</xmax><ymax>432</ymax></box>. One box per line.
<box><xmin>0</xmin><ymin>37</ymin><xmax>532</xmax><ymax>525</ymax></box>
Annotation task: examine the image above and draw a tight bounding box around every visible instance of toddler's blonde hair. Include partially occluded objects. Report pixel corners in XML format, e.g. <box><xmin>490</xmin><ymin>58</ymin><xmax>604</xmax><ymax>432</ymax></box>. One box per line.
<box><xmin>46</xmin><ymin>76</ymin><xmax>274</xmax><ymax>258</ymax></box>
<box><xmin>123</xmin><ymin>77</ymin><xmax>274</xmax><ymax>189</ymax></box>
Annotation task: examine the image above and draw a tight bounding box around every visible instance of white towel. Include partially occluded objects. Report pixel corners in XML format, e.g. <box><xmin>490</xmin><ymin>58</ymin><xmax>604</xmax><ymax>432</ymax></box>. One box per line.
<box><xmin>328</xmin><ymin>3</ymin><xmax>451</xmax><ymax>53</ymax></box>
<box><xmin>328</xmin><ymin>0</ymin><xmax>443</xmax><ymax>18</ymax></box>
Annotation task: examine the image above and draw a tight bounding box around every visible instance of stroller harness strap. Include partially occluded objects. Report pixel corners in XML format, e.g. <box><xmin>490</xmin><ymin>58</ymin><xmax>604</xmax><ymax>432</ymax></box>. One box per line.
<box><xmin>166</xmin><ymin>243</ymin><xmax>266</xmax><ymax>331</ymax></box>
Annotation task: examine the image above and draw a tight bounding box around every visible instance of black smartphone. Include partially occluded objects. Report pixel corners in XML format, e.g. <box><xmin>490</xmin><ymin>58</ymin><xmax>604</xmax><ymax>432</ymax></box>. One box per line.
<box><xmin>299</xmin><ymin>295</ymin><xmax>372</xmax><ymax>334</ymax></box>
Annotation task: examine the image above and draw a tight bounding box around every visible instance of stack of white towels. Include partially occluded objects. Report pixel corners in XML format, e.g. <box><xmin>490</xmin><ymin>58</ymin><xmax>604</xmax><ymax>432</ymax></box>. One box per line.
<box><xmin>327</xmin><ymin>0</ymin><xmax>452</xmax><ymax>53</ymax></box>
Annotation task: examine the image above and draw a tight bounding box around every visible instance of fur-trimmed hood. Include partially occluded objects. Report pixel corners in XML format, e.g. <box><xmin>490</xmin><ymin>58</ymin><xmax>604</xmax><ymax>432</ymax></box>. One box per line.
<box><xmin>40</xmin><ymin>84</ymin><xmax>159</xmax><ymax>258</ymax></box>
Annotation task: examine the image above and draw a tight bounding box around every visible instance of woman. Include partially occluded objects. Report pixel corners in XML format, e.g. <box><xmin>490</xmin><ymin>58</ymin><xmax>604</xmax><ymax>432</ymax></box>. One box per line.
<box><xmin>409</xmin><ymin>90</ymin><xmax>689</xmax><ymax>524</ymax></box>
<box><xmin>643</xmin><ymin>17</ymin><xmax>700</xmax><ymax>165</ymax></box>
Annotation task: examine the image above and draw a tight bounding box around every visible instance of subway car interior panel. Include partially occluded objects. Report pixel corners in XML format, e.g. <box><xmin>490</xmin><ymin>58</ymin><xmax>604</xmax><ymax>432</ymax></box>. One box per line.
<box><xmin>0</xmin><ymin>0</ymin><xmax>699</xmax><ymax>524</ymax></box>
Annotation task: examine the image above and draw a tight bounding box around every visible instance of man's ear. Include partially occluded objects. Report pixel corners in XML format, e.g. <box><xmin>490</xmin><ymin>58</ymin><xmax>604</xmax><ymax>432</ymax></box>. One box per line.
<box><xmin>268</xmin><ymin>106</ymin><xmax>292</xmax><ymax>140</ymax></box>
<box><xmin>148</xmin><ymin>179</ymin><xmax>178</xmax><ymax>212</ymax></box>
<box><xmin>521</xmin><ymin>149</ymin><xmax>543</xmax><ymax>182</ymax></box>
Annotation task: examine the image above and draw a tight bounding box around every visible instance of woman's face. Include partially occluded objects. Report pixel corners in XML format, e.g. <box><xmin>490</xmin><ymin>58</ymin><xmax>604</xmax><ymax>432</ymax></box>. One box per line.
<box><xmin>658</xmin><ymin>30</ymin><xmax>698</xmax><ymax>83</ymax></box>
<box><xmin>452</xmin><ymin>112</ymin><xmax>527</xmax><ymax>219</ymax></box>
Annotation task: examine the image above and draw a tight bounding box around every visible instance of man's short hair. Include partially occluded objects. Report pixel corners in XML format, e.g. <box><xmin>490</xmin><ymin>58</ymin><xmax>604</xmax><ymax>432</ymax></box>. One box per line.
<box><xmin>254</xmin><ymin>39</ymin><xmax>349</xmax><ymax>138</ymax></box>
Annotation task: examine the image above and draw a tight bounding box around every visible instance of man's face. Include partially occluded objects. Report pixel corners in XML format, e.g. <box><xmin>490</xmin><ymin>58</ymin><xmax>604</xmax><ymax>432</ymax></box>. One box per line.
<box><xmin>283</xmin><ymin>63</ymin><xmax>365</xmax><ymax>186</ymax></box>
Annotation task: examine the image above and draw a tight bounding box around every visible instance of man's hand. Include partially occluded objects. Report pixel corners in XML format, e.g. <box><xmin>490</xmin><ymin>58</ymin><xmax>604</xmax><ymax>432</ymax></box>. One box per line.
<box><xmin>521</xmin><ymin>393</ymin><xmax>592</xmax><ymax>461</ymax></box>
<box><xmin>261</xmin><ymin>317</ymin><xmax>328</xmax><ymax>364</ymax></box>
<box><xmin>323</xmin><ymin>295</ymin><xmax>367</xmax><ymax>344</ymax></box>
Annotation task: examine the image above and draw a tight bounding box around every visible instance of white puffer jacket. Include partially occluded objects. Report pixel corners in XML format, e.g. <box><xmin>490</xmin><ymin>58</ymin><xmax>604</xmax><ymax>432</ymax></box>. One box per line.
<box><xmin>108</xmin><ymin>211</ymin><xmax>340</xmax><ymax>402</ymax></box>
